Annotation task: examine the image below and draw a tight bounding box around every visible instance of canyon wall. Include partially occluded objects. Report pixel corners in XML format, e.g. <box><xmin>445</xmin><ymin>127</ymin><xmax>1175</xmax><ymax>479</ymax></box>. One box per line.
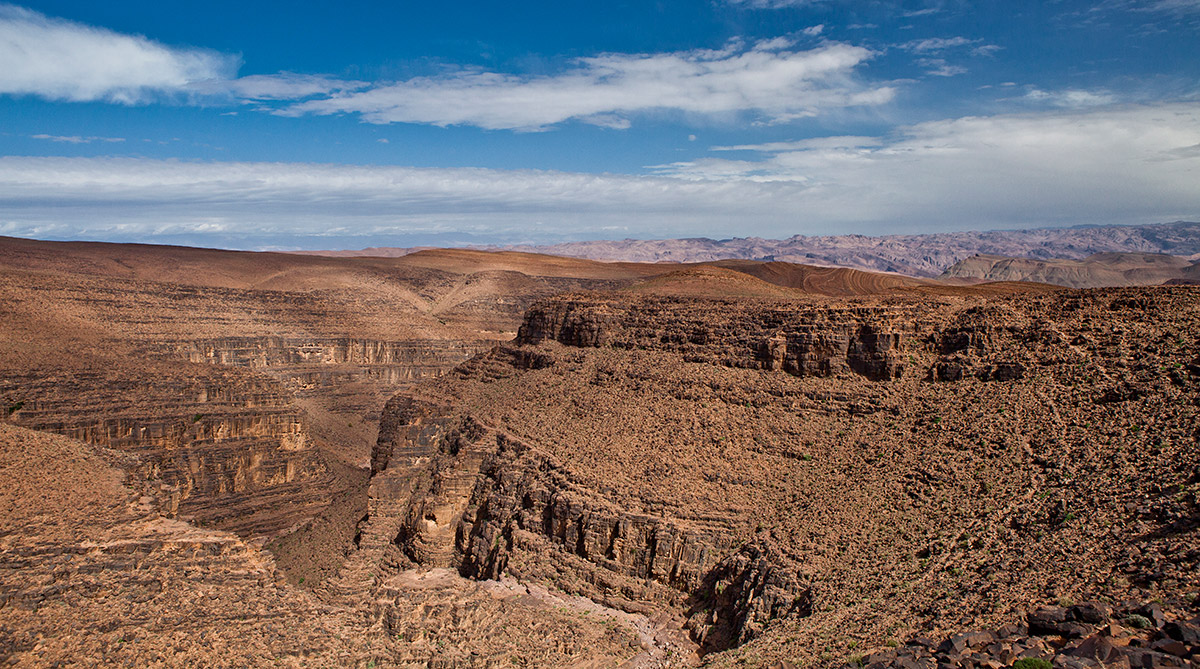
<box><xmin>517</xmin><ymin>296</ymin><xmax>916</xmax><ymax>380</ymax></box>
<box><xmin>2</xmin><ymin>335</ymin><xmax>491</xmax><ymax>537</ymax></box>
<box><xmin>363</xmin><ymin>291</ymin><xmax>1144</xmax><ymax>652</ymax></box>
<box><xmin>368</xmin><ymin>392</ymin><xmax>810</xmax><ymax>650</ymax></box>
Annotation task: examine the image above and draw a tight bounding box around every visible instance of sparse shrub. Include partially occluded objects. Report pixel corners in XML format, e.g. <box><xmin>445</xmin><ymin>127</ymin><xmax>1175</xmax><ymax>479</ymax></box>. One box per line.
<box><xmin>801</xmin><ymin>453</ymin><xmax>813</xmax><ymax>462</ymax></box>
<box><xmin>192</xmin><ymin>413</ymin><xmax>205</xmax><ymax>423</ymax></box>
<box><xmin>1014</xmin><ymin>658</ymin><xmax>1051</xmax><ymax>669</ymax></box>
<box><xmin>885</xmin><ymin>639</ymin><xmax>899</xmax><ymax>648</ymax></box>
<box><xmin>6</xmin><ymin>401</ymin><xmax>24</xmax><ymax>415</ymax></box>
<box><xmin>1124</xmin><ymin>614</ymin><xmax>1153</xmax><ymax>629</ymax></box>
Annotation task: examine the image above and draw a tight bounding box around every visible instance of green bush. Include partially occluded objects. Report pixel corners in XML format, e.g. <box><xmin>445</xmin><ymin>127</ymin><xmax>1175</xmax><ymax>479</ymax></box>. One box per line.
<box><xmin>1014</xmin><ymin>658</ymin><xmax>1052</xmax><ymax>669</ymax></box>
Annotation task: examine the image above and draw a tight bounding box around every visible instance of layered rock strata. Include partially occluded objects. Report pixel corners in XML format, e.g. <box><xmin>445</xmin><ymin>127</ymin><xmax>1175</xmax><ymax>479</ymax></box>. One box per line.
<box><xmin>370</xmin><ymin>395</ymin><xmax>806</xmax><ymax>651</ymax></box>
<box><xmin>364</xmin><ymin>287</ymin><xmax>1200</xmax><ymax>664</ymax></box>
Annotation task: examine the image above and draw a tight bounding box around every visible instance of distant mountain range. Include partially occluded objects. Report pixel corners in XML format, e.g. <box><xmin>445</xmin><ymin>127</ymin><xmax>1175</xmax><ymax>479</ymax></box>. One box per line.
<box><xmin>295</xmin><ymin>221</ymin><xmax>1200</xmax><ymax>279</ymax></box>
<box><xmin>940</xmin><ymin>252</ymin><xmax>1200</xmax><ymax>288</ymax></box>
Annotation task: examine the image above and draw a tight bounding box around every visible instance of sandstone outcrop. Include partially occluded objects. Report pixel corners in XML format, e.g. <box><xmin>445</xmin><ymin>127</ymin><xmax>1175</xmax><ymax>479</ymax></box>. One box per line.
<box><xmin>517</xmin><ymin>296</ymin><xmax>913</xmax><ymax>380</ymax></box>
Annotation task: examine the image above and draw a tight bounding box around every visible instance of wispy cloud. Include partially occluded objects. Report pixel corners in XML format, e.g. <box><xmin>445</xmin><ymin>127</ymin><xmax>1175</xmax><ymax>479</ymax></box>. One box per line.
<box><xmin>206</xmin><ymin>73</ymin><xmax>368</xmax><ymax>101</ymax></box>
<box><xmin>280</xmin><ymin>41</ymin><xmax>895</xmax><ymax>130</ymax></box>
<box><xmin>1148</xmin><ymin>0</ymin><xmax>1200</xmax><ymax>12</ymax></box>
<box><xmin>1022</xmin><ymin>88</ymin><xmax>1117</xmax><ymax>108</ymax></box>
<box><xmin>31</xmin><ymin>133</ymin><xmax>125</xmax><ymax>144</ymax></box>
<box><xmin>723</xmin><ymin>0</ymin><xmax>821</xmax><ymax>8</ymax></box>
<box><xmin>896</xmin><ymin>35</ymin><xmax>999</xmax><ymax>77</ymax></box>
<box><xmin>712</xmin><ymin>136</ymin><xmax>881</xmax><ymax>152</ymax></box>
<box><xmin>899</xmin><ymin>36</ymin><xmax>979</xmax><ymax>53</ymax></box>
<box><xmin>916</xmin><ymin>58</ymin><xmax>967</xmax><ymax>77</ymax></box>
<box><xmin>2</xmin><ymin>104</ymin><xmax>1197</xmax><ymax>247</ymax></box>
<box><xmin>0</xmin><ymin>5</ymin><xmax>891</xmax><ymax>132</ymax></box>
<box><xmin>0</xmin><ymin>4</ymin><xmax>237</xmax><ymax>103</ymax></box>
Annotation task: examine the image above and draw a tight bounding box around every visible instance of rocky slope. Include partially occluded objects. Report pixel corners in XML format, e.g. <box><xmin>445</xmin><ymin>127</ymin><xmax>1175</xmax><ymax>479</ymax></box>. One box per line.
<box><xmin>4</xmin><ymin>235</ymin><xmax>1199</xmax><ymax>667</ymax></box>
<box><xmin>0</xmin><ymin>422</ymin><xmax>653</xmax><ymax>667</ymax></box>
<box><xmin>0</xmin><ymin>237</ymin><xmax>639</xmax><ymax>587</ymax></box>
<box><xmin>940</xmin><ymin>253</ymin><xmax>1200</xmax><ymax>288</ymax></box>
<box><xmin>855</xmin><ymin>600</ymin><xmax>1198</xmax><ymax>669</ymax></box>
<box><xmin>364</xmin><ymin>284</ymin><xmax>1200</xmax><ymax>667</ymax></box>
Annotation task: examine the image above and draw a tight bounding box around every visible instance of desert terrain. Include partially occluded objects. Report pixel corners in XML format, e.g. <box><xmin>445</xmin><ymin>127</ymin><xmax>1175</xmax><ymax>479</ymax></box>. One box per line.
<box><xmin>1</xmin><ymin>235</ymin><xmax>1197</xmax><ymax>668</ymax></box>
<box><xmin>298</xmin><ymin>221</ymin><xmax>1200</xmax><ymax>282</ymax></box>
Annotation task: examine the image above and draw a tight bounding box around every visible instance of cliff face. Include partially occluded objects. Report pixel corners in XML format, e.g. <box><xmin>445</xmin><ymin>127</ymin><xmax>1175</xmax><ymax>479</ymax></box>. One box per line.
<box><xmin>366</xmin><ymin>297</ymin><xmax>951</xmax><ymax>650</ymax></box>
<box><xmin>1</xmin><ymin>362</ymin><xmax>334</xmax><ymax>536</ymax></box>
<box><xmin>2</xmin><ymin>336</ymin><xmax>490</xmax><ymax>537</ymax></box>
<box><xmin>366</xmin><ymin>287</ymin><xmax>1200</xmax><ymax>662</ymax></box>
<box><xmin>174</xmin><ymin>336</ymin><xmax>480</xmax><ymax>386</ymax></box>
<box><xmin>369</xmin><ymin>392</ymin><xmax>804</xmax><ymax>651</ymax></box>
<box><xmin>517</xmin><ymin>297</ymin><xmax>912</xmax><ymax>380</ymax></box>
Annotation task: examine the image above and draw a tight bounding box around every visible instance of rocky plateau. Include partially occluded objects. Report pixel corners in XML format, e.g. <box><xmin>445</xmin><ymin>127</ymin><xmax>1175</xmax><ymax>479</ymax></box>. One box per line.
<box><xmin>1</xmin><ymin>234</ymin><xmax>1198</xmax><ymax>667</ymax></box>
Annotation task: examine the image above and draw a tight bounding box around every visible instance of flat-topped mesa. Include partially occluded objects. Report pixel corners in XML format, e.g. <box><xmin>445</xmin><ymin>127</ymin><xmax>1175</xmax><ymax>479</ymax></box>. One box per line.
<box><xmin>516</xmin><ymin>295</ymin><xmax>911</xmax><ymax>380</ymax></box>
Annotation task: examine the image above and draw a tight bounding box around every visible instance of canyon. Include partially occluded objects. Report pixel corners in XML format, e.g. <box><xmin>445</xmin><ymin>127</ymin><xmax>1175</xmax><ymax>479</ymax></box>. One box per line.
<box><xmin>1</xmin><ymin>236</ymin><xmax>1197</xmax><ymax>667</ymax></box>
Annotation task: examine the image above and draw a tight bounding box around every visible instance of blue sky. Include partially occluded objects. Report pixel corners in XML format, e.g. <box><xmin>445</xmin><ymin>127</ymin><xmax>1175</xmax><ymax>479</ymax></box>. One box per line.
<box><xmin>1</xmin><ymin>0</ymin><xmax>1198</xmax><ymax>249</ymax></box>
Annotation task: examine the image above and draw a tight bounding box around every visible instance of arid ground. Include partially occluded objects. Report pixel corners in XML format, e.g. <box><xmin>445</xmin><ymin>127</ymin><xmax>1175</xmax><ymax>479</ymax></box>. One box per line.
<box><xmin>1</xmin><ymin>236</ymin><xmax>1197</xmax><ymax>668</ymax></box>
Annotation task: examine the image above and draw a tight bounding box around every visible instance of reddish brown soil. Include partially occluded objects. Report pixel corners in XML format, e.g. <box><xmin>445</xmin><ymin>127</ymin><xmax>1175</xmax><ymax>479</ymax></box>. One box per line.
<box><xmin>3</xmin><ymin>235</ymin><xmax>1197</xmax><ymax>668</ymax></box>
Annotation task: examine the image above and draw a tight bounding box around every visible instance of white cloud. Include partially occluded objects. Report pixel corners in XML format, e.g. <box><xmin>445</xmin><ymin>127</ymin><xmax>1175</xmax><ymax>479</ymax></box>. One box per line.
<box><xmin>205</xmin><ymin>73</ymin><xmax>368</xmax><ymax>101</ymax></box>
<box><xmin>900</xmin><ymin>36</ymin><xmax>978</xmax><ymax>52</ymax></box>
<box><xmin>281</xmin><ymin>42</ymin><xmax>894</xmax><ymax>130</ymax></box>
<box><xmin>1023</xmin><ymin>88</ymin><xmax>1117</xmax><ymax>108</ymax></box>
<box><xmin>0</xmin><ymin>157</ymin><xmax>809</xmax><ymax>245</ymax></box>
<box><xmin>2</xmin><ymin>105</ymin><xmax>1198</xmax><ymax>246</ymax></box>
<box><xmin>802</xmin><ymin>24</ymin><xmax>825</xmax><ymax>36</ymax></box>
<box><xmin>650</xmin><ymin>103</ymin><xmax>1200</xmax><ymax>229</ymax></box>
<box><xmin>0</xmin><ymin>4</ymin><xmax>237</xmax><ymax>103</ymax></box>
<box><xmin>712</xmin><ymin>136</ymin><xmax>880</xmax><ymax>151</ymax></box>
<box><xmin>31</xmin><ymin>133</ymin><xmax>124</xmax><ymax>144</ymax></box>
<box><xmin>917</xmin><ymin>58</ymin><xmax>967</xmax><ymax>77</ymax></box>
<box><xmin>0</xmin><ymin>5</ymin><xmax>890</xmax><ymax>132</ymax></box>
